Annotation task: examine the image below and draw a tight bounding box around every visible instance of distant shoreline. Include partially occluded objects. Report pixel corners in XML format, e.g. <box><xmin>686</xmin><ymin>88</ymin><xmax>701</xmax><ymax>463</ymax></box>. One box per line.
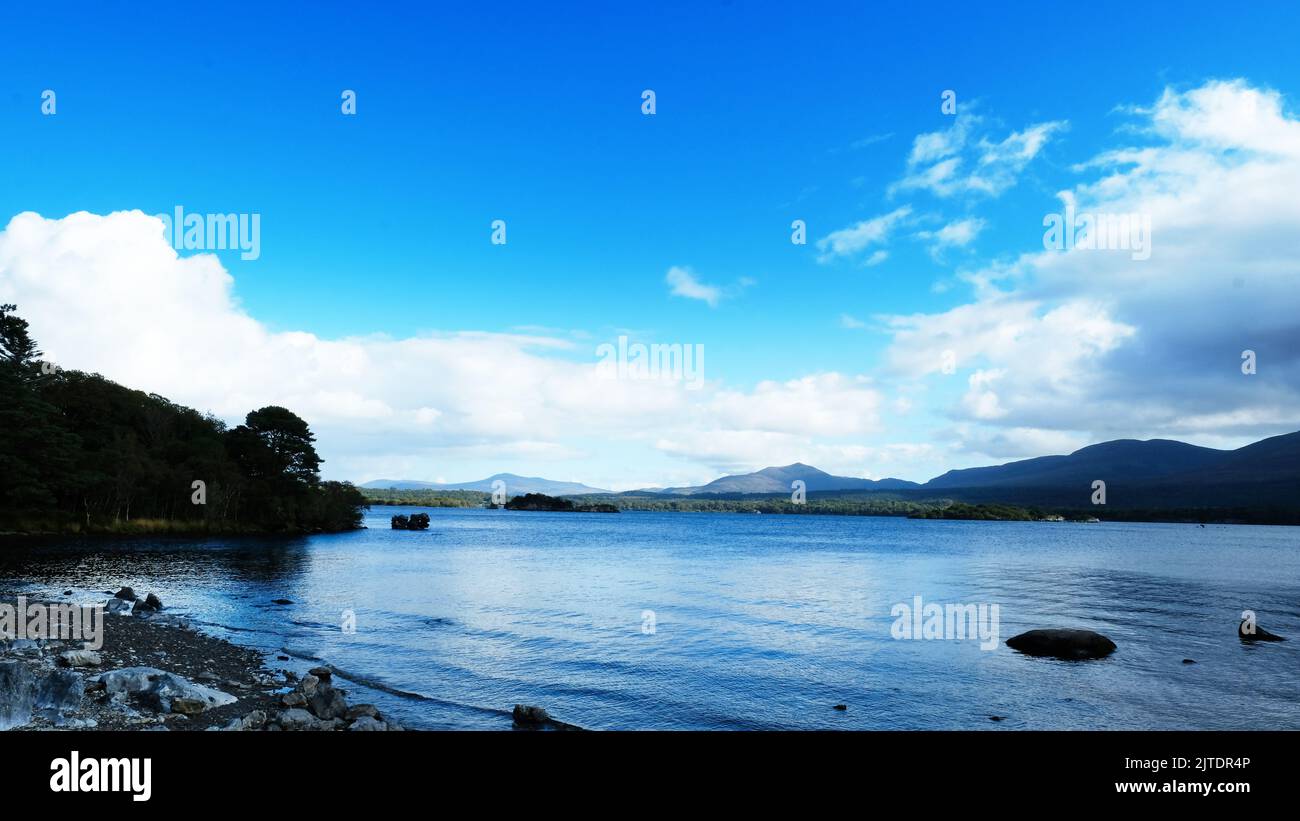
<box><xmin>363</xmin><ymin>496</ymin><xmax>1300</xmax><ymax>527</ymax></box>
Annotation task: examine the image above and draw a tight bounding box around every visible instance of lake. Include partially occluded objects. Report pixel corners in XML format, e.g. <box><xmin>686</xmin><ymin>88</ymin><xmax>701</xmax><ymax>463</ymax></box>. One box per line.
<box><xmin>3</xmin><ymin>507</ymin><xmax>1298</xmax><ymax>730</ymax></box>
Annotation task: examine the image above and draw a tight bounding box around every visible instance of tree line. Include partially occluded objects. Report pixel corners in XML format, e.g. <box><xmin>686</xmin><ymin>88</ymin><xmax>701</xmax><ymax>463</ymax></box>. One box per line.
<box><xmin>0</xmin><ymin>304</ymin><xmax>367</xmax><ymax>534</ymax></box>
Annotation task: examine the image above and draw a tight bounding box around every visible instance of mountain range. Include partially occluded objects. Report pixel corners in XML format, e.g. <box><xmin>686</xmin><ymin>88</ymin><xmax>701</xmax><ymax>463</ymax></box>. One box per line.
<box><xmin>917</xmin><ymin>432</ymin><xmax>1300</xmax><ymax>508</ymax></box>
<box><xmin>360</xmin><ymin>473</ymin><xmax>611</xmax><ymax>496</ymax></box>
<box><xmin>360</xmin><ymin>430</ymin><xmax>1300</xmax><ymax>510</ymax></box>
<box><xmin>649</xmin><ymin>463</ymin><xmax>919</xmax><ymax>495</ymax></box>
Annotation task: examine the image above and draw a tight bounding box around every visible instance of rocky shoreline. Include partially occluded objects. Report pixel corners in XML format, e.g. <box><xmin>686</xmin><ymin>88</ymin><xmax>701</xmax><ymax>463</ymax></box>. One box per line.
<box><xmin>0</xmin><ymin>588</ymin><xmax>401</xmax><ymax>732</ymax></box>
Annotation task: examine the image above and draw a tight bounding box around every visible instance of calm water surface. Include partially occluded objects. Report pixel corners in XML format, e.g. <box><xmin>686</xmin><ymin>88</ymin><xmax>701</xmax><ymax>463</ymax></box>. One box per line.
<box><xmin>3</xmin><ymin>507</ymin><xmax>1298</xmax><ymax>730</ymax></box>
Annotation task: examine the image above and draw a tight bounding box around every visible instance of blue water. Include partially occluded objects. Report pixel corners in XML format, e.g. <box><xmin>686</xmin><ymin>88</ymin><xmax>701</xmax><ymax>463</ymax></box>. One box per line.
<box><xmin>3</xmin><ymin>507</ymin><xmax>1299</xmax><ymax>730</ymax></box>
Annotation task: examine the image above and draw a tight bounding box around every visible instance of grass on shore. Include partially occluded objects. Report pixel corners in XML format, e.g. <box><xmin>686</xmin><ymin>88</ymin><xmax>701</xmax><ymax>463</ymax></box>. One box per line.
<box><xmin>0</xmin><ymin>514</ymin><xmax>345</xmax><ymax>537</ymax></box>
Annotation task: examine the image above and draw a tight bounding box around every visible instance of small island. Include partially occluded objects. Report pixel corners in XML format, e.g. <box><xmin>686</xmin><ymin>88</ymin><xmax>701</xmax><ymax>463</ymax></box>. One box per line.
<box><xmin>502</xmin><ymin>493</ymin><xmax>618</xmax><ymax>513</ymax></box>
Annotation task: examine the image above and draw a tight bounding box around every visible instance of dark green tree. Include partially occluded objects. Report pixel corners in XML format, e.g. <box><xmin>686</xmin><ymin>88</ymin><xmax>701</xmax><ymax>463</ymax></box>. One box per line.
<box><xmin>230</xmin><ymin>406</ymin><xmax>323</xmax><ymax>485</ymax></box>
<box><xmin>0</xmin><ymin>303</ymin><xmax>42</xmax><ymax>377</ymax></box>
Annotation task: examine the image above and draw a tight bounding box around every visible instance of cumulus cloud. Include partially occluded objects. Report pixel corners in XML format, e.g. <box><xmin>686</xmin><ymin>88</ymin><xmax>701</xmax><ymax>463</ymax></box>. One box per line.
<box><xmin>647</xmin><ymin>373</ymin><xmax>895</xmax><ymax>475</ymax></box>
<box><xmin>882</xmin><ymin>79</ymin><xmax>1300</xmax><ymax>447</ymax></box>
<box><xmin>705</xmin><ymin>373</ymin><xmax>883</xmax><ymax>437</ymax></box>
<box><xmin>0</xmin><ymin>212</ymin><xmax>889</xmax><ymax>483</ymax></box>
<box><xmin>949</xmin><ymin>425</ymin><xmax>1092</xmax><ymax>460</ymax></box>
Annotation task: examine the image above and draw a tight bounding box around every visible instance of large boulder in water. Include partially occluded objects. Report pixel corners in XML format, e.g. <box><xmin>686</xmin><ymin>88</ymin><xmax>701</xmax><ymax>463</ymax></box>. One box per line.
<box><xmin>513</xmin><ymin>704</ymin><xmax>551</xmax><ymax>725</ymax></box>
<box><xmin>1239</xmin><ymin>620</ymin><xmax>1285</xmax><ymax>642</ymax></box>
<box><xmin>390</xmin><ymin>513</ymin><xmax>429</xmax><ymax>530</ymax></box>
<box><xmin>1006</xmin><ymin>628</ymin><xmax>1117</xmax><ymax>660</ymax></box>
<box><xmin>511</xmin><ymin>703</ymin><xmax>582</xmax><ymax>730</ymax></box>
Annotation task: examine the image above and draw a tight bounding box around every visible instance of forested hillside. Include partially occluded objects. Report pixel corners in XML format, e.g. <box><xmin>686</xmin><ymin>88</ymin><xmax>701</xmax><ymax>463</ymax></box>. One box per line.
<box><xmin>0</xmin><ymin>304</ymin><xmax>366</xmax><ymax>534</ymax></box>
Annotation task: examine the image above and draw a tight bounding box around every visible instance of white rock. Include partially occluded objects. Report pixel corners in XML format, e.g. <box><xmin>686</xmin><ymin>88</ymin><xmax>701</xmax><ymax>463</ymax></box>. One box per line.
<box><xmin>58</xmin><ymin>649</ymin><xmax>102</xmax><ymax>667</ymax></box>
<box><xmin>96</xmin><ymin>666</ymin><xmax>236</xmax><ymax>711</ymax></box>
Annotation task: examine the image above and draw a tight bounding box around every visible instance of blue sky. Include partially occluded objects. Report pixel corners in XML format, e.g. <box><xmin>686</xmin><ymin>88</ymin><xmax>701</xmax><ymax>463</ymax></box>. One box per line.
<box><xmin>2</xmin><ymin>2</ymin><xmax>1299</xmax><ymax>489</ymax></box>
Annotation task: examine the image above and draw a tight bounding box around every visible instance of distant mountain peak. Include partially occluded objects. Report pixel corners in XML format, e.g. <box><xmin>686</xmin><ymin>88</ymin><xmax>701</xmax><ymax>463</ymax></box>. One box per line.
<box><xmin>655</xmin><ymin>463</ymin><xmax>920</xmax><ymax>495</ymax></box>
<box><xmin>360</xmin><ymin>475</ymin><xmax>611</xmax><ymax>495</ymax></box>
<box><xmin>760</xmin><ymin>462</ymin><xmax>824</xmax><ymax>473</ymax></box>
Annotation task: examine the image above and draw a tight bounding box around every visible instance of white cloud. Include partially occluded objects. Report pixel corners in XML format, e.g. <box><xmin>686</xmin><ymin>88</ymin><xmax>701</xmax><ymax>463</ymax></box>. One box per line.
<box><xmin>0</xmin><ymin>212</ymin><xmax>889</xmax><ymax>483</ymax></box>
<box><xmin>706</xmin><ymin>373</ymin><xmax>883</xmax><ymax>437</ymax></box>
<box><xmin>896</xmin><ymin>115</ymin><xmax>1066</xmax><ymax>198</ymax></box>
<box><xmin>665</xmin><ymin>265</ymin><xmax>722</xmax><ymax>306</ymax></box>
<box><xmin>950</xmin><ymin>425</ymin><xmax>1091</xmax><ymax>460</ymax></box>
<box><xmin>916</xmin><ymin>217</ymin><xmax>986</xmax><ymax>258</ymax></box>
<box><xmin>816</xmin><ymin>206</ymin><xmax>912</xmax><ymax>263</ymax></box>
<box><xmin>908</xmin><ymin>114</ymin><xmax>980</xmax><ymax>165</ymax></box>
<box><xmin>1145</xmin><ymin>80</ymin><xmax>1300</xmax><ymax>158</ymax></box>
<box><xmin>851</xmin><ymin>132</ymin><xmax>894</xmax><ymax>150</ymax></box>
<box><xmin>653</xmin><ymin>433</ymin><xmax>908</xmax><ymax>479</ymax></box>
<box><xmin>883</xmin><ymin>79</ymin><xmax>1300</xmax><ymax>447</ymax></box>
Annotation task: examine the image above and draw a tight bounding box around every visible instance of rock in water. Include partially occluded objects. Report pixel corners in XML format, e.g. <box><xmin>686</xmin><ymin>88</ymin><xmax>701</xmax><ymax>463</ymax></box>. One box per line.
<box><xmin>346</xmin><ymin>704</ymin><xmax>380</xmax><ymax>721</ymax></box>
<box><xmin>308</xmin><ymin>687</ymin><xmax>349</xmax><ymax>721</ymax></box>
<box><xmin>391</xmin><ymin>513</ymin><xmax>429</xmax><ymax>530</ymax></box>
<box><xmin>1006</xmin><ymin>629</ymin><xmax>1117</xmax><ymax>660</ymax></box>
<box><xmin>512</xmin><ymin>704</ymin><xmax>551</xmax><ymax>725</ymax></box>
<box><xmin>300</xmin><ymin>674</ymin><xmax>319</xmax><ymax>697</ymax></box>
<box><xmin>1239</xmin><ymin>620</ymin><xmax>1286</xmax><ymax>642</ymax></box>
<box><xmin>114</xmin><ymin>587</ymin><xmax>137</xmax><ymax>601</ymax></box>
<box><xmin>132</xmin><ymin>596</ymin><xmax>162</xmax><ymax>617</ymax></box>
<box><xmin>509</xmin><ymin>704</ymin><xmax>581</xmax><ymax>730</ymax></box>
